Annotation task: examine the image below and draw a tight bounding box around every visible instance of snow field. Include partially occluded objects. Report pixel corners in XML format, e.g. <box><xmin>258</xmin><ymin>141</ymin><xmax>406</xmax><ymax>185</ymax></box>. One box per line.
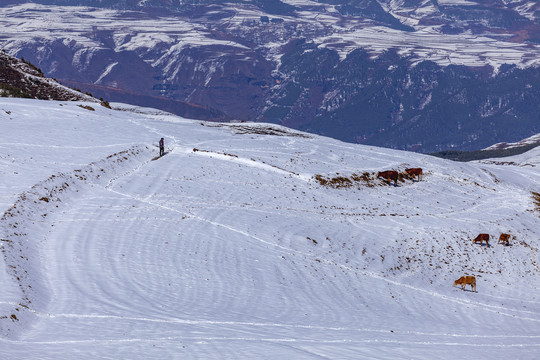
<box><xmin>0</xmin><ymin>98</ymin><xmax>539</xmax><ymax>358</ymax></box>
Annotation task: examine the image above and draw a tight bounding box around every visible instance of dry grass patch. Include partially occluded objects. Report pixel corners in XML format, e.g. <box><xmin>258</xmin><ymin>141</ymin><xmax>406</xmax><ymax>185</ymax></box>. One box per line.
<box><xmin>77</xmin><ymin>104</ymin><xmax>95</xmax><ymax>111</ymax></box>
<box><xmin>532</xmin><ymin>191</ymin><xmax>540</xmax><ymax>213</ymax></box>
<box><xmin>315</xmin><ymin>169</ymin><xmax>423</xmax><ymax>189</ymax></box>
<box><xmin>314</xmin><ymin>172</ymin><xmax>377</xmax><ymax>188</ymax></box>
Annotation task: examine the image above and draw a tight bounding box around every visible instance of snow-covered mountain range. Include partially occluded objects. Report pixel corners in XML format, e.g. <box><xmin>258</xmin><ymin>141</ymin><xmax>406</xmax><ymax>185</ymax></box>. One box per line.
<box><xmin>1</xmin><ymin>95</ymin><xmax>539</xmax><ymax>358</ymax></box>
<box><xmin>1</xmin><ymin>1</ymin><xmax>540</xmax><ymax>152</ymax></box>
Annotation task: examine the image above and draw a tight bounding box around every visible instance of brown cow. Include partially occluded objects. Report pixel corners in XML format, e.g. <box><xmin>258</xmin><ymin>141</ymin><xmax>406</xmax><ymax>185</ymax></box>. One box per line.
<box><xmin>377</xmin><ymin>170</ymin><xmax>398</xmax><ymax>186</ymax></box>
<box><xmin>405</xmin><ymin>168</ymin><xmax>423</xmax><ymax>181</ymax></box>
<box><xmin>473</xmin><ymin>233</ymin><xmax>489</xmax><ymax>246</ymax></box>
<box><xmin>498</xmin><ymin>233</ymin><xmax>511</xmax><ymax>246</ymax></box>
<box><xmin>453</xmin><ymin>276</ymin><xmax>476</xmax><ymax>292</ymax></box>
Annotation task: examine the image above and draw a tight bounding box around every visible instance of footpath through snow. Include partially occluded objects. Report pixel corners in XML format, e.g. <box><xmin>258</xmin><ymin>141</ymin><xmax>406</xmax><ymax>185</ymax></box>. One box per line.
<box><xmin>0</xmin><ymin>145</ymin><xmax>151</xmax><ymax>338</ymax></box>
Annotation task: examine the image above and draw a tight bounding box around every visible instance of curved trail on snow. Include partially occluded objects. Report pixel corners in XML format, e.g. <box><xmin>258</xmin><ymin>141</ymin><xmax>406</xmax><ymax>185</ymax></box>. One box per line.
<box><xmin>1</xmin><ymin>105</ymin><xmax>539</xmax><ymax>359</ymax></box>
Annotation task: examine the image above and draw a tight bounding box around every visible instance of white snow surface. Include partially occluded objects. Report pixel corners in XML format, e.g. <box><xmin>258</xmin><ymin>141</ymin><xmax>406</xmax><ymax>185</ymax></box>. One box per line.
<box><xmin>0</xmin><ymin>98</ymin><xmax>539</xmax><ymax>359</ymax></box>
<box><xmin>484</xmin><ymin>133</ymin><xmax>540</xmax><ymax>151</ymax></box>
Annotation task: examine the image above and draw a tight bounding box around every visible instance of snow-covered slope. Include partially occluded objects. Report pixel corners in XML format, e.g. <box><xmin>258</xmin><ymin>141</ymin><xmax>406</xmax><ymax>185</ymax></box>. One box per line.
<box><xmin>485</xmin><ymin>132</ymin><xmax>540</xmax><ymax>151</ymax></box>
<box><xmin>0</xmin><ymin>98</ymin><xmax>539</xmax><ymax>359</ymax></box>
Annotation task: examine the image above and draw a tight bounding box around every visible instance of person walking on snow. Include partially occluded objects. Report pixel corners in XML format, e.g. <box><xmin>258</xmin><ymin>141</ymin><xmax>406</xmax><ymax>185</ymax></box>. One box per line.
<box><xmin>159</xmin><ymin>137</ymin><xmax>165</xmax><ymax>157</ymax></box>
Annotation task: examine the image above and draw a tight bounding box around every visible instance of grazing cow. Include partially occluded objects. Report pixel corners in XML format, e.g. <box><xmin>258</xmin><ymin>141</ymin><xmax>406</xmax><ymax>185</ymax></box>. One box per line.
<box><xmin>473</xmin><ymin>233</ymin><xmax>489</xmax><ymax>246</ymax></box>
<box><xmin>405</xmin><ymin>168</ymin><xmax>423</xmax><ymax>181</ymax></box>
<box><xmin>453</xmin><ymin>276</ymin><xmax>476</xmax><ymax>292</ymax></box>
<box><xmin>377</xmin><ymin>170</ymin><xmax>399</xmax><ymax>186</ymax></box>
<box><xmin>498</xmin><ymin>233</ymin><xmax>511</xmax><ymax>246</ymax></box>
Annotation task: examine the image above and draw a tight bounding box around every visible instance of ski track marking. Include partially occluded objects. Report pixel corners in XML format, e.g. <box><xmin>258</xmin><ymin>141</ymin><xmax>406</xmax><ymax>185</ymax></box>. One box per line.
<box><xmin>103</xmin><ymin>157</ymin><xmax>540</xmax><ymax>325</ymax></box>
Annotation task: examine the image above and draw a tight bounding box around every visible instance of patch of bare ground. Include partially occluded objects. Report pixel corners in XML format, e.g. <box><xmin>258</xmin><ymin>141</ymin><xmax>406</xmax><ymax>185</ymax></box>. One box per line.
<box><xmin>230</xmin><ymin>125</ymin><xmax>311</xmax><ymax>138</ymax></box>
<box><xmin>532</xmin><ymin>191</ymin><xmax>540</xmax><ymax>214</ymax></box>
<box><xmin>314</xmin><ymin>172</ymin><xmax>376</xmax><ymax>188</ymax></box>
<box><xmin>202</xmin><ymin>123</ymin><xmax>311</xmax><ymax>138</ymax></box>
<box><xmin>314</xmin><ymin>170</ymin><xmax>415</xmax><ymax>188</ymax></box>
<box><xmin>193</xmin><ymin>148</ymin><xmax>238</xmax><ymax>158</ymax></box>
<box><xmin>77</xmin><ymin>105</ymin><xmax>95</xmax><ymax>111</ymax></box>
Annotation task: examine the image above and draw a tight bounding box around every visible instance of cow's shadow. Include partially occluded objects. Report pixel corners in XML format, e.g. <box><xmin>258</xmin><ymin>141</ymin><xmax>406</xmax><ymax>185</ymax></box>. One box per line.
<box><xmin>454</xmin><ymin>287</ymin><xmax>477</xmax><ymax>293</ymax></box>
<box><xmin>474</xmin><ymin>243</ymin><xmax>491</xmax><ymax>248</ymax></box>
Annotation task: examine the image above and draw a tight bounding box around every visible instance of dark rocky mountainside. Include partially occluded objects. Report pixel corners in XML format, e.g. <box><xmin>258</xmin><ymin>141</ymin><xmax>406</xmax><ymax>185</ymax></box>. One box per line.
<box><xmin>0</xmin><ymin>50</ymin><xmax>229</xmax><ymax>120</ymax></box>
<box><xmin>1</xmin><ymin>0</ymin><xmax>539</xmax><ymax>152</ymax></box>
<box><xmin>0</xmin><ymin>51</ymin><xmax>91</xmax><ymax>101</ymax></box>
<box><xmin>275</xmin><ymin>45</ymin><xmax>540</xmax><ymax>151</ymax></box>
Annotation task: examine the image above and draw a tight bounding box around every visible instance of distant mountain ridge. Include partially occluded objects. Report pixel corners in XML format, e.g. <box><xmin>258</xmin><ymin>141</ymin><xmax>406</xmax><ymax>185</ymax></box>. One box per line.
<box><xmin>485</xmin><ymin>132</ymin><xmax>540</xmax><ymax>151</ymax></box>
<box><xmin>1</xmin><ymin>1</ymin><xmax>539</xmax><ymax>152</ymax></box>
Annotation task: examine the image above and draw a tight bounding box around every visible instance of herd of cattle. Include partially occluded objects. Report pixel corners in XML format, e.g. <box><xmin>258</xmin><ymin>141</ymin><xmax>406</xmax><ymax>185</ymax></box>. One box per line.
<box><xmin>375</xmin><ymin>167</ymin><xmax>515</xmax><ymax>294</ymax></box>
<box><xmin>453</xmin><ymin>233</ymin><xmax>514</xmax><ymax>293</ymax></box>
<box><xmin>472</xmin><ymin>233</ymin><xmax>512</xmax><ymax>247</ymax></box>
<box><xmin>376</xmin><ymin>168</ymin><xmax>422</xmax><ymax>186</ymax></box>
<box><xmin>453</xmin><ymin>233</ymin><xmax>511</xmax><ymax>292</ymax></box>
